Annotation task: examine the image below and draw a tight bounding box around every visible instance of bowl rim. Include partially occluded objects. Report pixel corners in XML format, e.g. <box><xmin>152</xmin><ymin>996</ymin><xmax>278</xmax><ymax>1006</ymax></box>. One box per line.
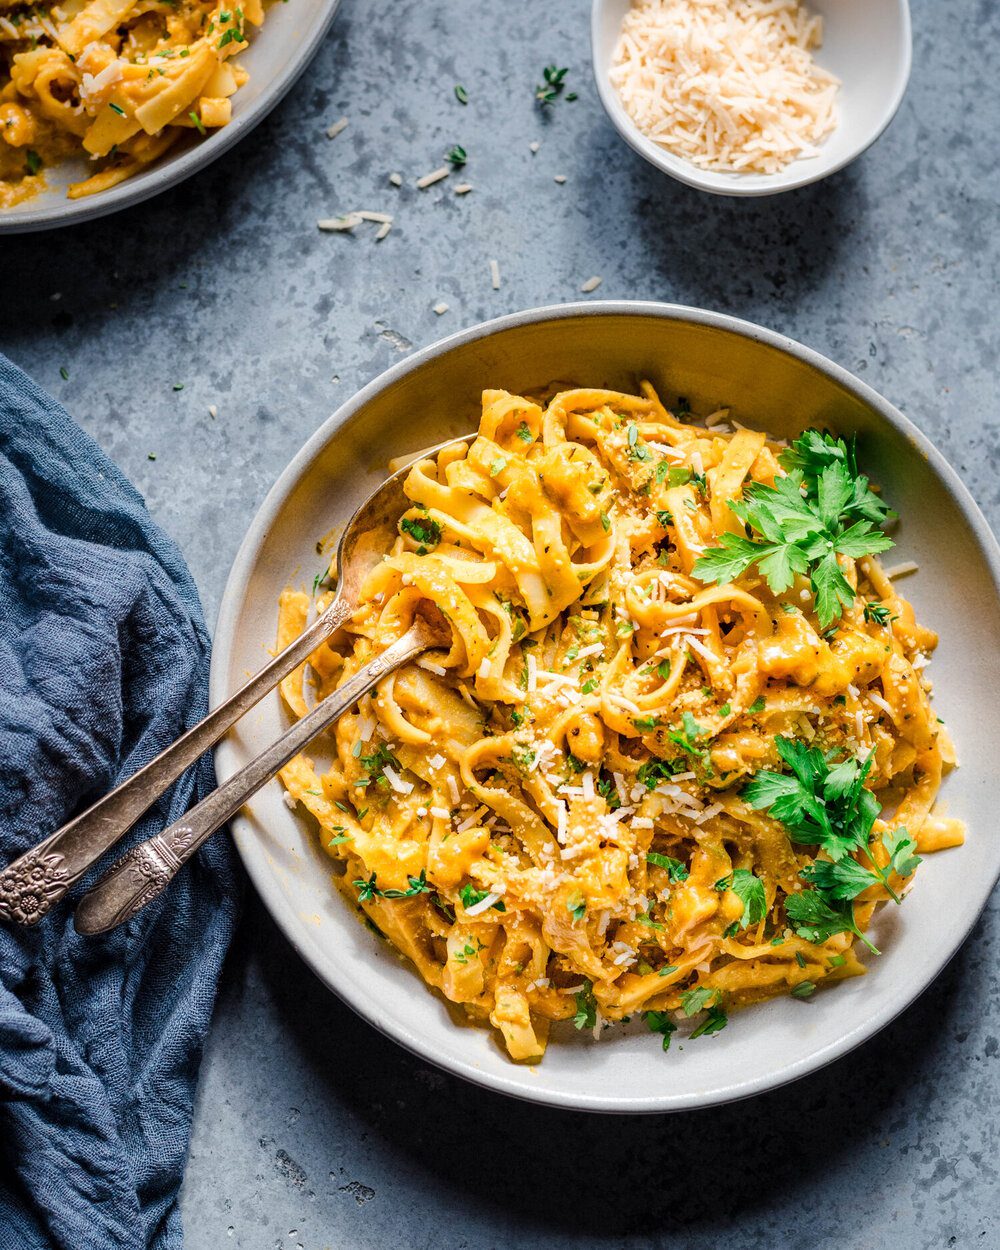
<box><xmin>589</xmin><ymin>0</ymin><xmax>913</xmax><ymax>198</ymax></box>
<box><xmin>211</xmin><ymin>300</ymin><xmax>1000</xmax><ymax>1113</ymax></box>
<box><xmin>0</xmin><ymin>0</ymin><xmax>341</xmax><ymax>235</ymax></box>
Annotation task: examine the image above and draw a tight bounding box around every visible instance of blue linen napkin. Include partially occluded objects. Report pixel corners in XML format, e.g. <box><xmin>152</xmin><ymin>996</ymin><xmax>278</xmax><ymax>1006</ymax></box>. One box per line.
<box><xmin>0</xmin><ymin>353</ymin><xmax>240</xmax><ymax>1250</ymax></box>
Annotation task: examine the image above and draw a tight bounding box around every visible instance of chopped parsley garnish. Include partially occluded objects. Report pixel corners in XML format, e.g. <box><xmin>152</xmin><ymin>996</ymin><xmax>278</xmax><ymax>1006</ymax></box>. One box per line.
<box><xmin>189</xmin><ymin>111</ymin><xmax>206</xmax><ymax>135</ymax></box>
<box><xmin>511</xmin><ymin>743</ymin><xmax>536</xmax><ymax>772</ymax></box>
<box><xmin>516</xmin><ymin>420</ymin><xmax>533</xmax><ymax>442</ymax></box>
<box><xmin>581</xmin><ymin>676</ymin><xmax>599</xmax><ymax>694</ymax></box>
<box><xmin>567</xmin><ymin>893</ymin><xmax>587</xmax><ymax>922</ymax></box>
<box><xmin>25</xmin><ymin>149</ymin><xmax>42</xmax><ymax>175</ymax></box>
<box><xmin>459</xmin><ymin>883</ymin><xmax>505</xmax><ymax>912</ymax></box>
<box><xmin>747</xmin><ymin>696</ymin><xmax>767</xmax><ymax>714</ymax></box>
<box><xmin>445</xmin><ymin>144</ymin><xmax>467</xmax><ymax>167</ymax></box>
<box><xmin>644</xmin><ymin>1010</ymin><xmax>677</xmax><ymax>1052</ymax></box>
<box><xmin>679</xmin><ymin>986</ymin><xmax>718</xmax><ymax>1017</ymax></box>
<box><xmin>714</xmin><ymin>869</ymin><xmax>766</xmax><ymax>929</ymax></box>
<box><xmin>655</xmin><ymin>509</ymin><xmax>673</xmax><ymax>527</ymax></box>
<box><xmin>637</xmin><ymin>758</ymin><xmax>681</xmax><ymax>790</ymax></box>
<box><xmin>656</xmin><ymin>658</ymin><xmax>671</xmax><ymax>680</ymax></box>
<box><xmin>693</xmin><ymin>430</ymin><xmax>895</xmax><ymax>627</ymax></box>
<box><xmin>573</xmin><ymin>980</ymin><xmax>597</xmax><ymax>1029</ymax></box>
<box><xmin>746</xmin><ymin>736</ymin><xmax>921</xmax><ymax>955</ymax></box>
<box><xmin>667</xmin><ymin>466</ymin><xmax>692</xmax><ymax>488</ymax></box>
<box><xmin>791</xmin><ymin>981</ymin><xmax>816</xmax><ymax>999</ymax></box>
<box><xmin>59</xmin><ymin>365</ymin><xmax>68</xmax><ymax>381</ymax></box>
<box><xmin>108</xmin><ymin>102</ymin><xmax>126</xmax><ymax>116</ymax></box>
<box><xmin>454</xmin><ymin>84</ymin><xmax>468</xmax><ymax>104</ymax></box>
<box><xmin>400</xmin><ymin>514</ymin><xmax>441</xmax><ymax>554</ymax></box>
<box><xmin>357</xmin><ymin>743</ymin><xmax>401</xmax><ymax>787</ymax></box>
<box><xmin>633</xmin><ymin>715</ymin><xmax>658</xmax><ymax>731</ymax></box>
<box><xmin>596</xmin><ymin>775</ymin><xmax>620</xmax><ymax>810</ymax></box>
<box><xmin>353</xmin><ymin>870</ymin><xmax>431</xmax><ymax>901</ymax></box>
<box><xmin>863</xmin><ymin>601</ymin><xmax>895</xmax><ymax>626</ymax></box>
<box><xmin>666</xmin><ymin>712</ymin><xmax>711</xmax><ymax>771</ymax></box>
<box><xmin>647</xmin><ymin>851</ymin><xmax>689</xmax><ymax>881</ymax></box>
<box><xmin>690</xmin><ymin>1005</ymin><xmax>728</xmax><ymax>1038</ymax></box>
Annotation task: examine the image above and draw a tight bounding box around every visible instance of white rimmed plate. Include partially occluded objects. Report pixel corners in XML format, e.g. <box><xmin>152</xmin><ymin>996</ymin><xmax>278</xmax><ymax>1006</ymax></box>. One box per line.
<box><xmin>211</xmin><ymin>302</ymin><xmax>1000</xmax><ymax>1112</ymax></box>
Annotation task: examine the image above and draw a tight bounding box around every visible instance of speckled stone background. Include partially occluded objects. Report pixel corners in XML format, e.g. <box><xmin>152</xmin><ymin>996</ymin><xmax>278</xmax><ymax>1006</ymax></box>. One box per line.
<box><xmin>2</xmin><ymin>0</ymin><xmax>999</xmax><ymax>1246</ymax></box>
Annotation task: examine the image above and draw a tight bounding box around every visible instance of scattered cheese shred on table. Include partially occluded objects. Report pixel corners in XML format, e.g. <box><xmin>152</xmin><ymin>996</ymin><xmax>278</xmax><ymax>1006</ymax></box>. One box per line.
<box><xmin>417</xmin><ymin>166</ymin><xmax>450</xmax><ymax>189</ymax></box>
<box><xmin>433</xmin><ymin>301</ymin><xmax>450</xmax><ymax>315</ymax></box>
<box><xmin>325</xmin><ymin>116</ymin><xmax>349</xmax><ymax>140</ymax></box>
<box><xmin>489</xmin><ymin>258</ymin><xmax>501</xmax><ymax>290</ymax></box>
<box><xmin>580</xmin><ymin>276</ymin><xmax>602</xmax><ymax>293</ymax></box>
<box><xmin>610</xmin><ymin>0</ymin><xmax>840</xmax><ymax>175</ymax></box>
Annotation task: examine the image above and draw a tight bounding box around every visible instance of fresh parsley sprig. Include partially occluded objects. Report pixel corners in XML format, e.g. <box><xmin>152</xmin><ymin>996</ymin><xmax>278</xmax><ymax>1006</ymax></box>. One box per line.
<box><xmin>692</xmin><ymin>430</ymin><xmax>895</xmax><ymax>627</ymax></box>
<box><xmin>745</xmin><ymin>736</ymin><xmax>922</xmax><ymax>953</ymax></box>
<box><xmin>714</xmin><ymin>868</ymin><xmax>766</xmax><ymax>930</ymax></box>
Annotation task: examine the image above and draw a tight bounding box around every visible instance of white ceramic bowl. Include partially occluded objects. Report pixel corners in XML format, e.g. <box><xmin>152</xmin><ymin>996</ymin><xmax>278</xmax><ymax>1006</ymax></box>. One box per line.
<box><xmin>591</xmin><ymin>0</ymin><xmax>912</xmax><ymax>196</ymax></box>
<box><xmin>211</xmin><ymin>303</ymin><xmax>1000</xmax><ymax>1113</ymax></box>
<box><xmin>0</xmin><ymin>0</ymin><xmax>340</xmax><ymax>233</ymax></box>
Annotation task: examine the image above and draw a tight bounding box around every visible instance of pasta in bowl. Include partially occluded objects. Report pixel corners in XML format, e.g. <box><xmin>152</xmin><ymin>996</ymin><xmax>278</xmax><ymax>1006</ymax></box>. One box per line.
<box><xmin>212</xmin><ymin>303</ymin><xmax>1000</xmax><ymax>1110</ymax></box>
<box><xmin>275</xmin><ymin>382</ymin><xmax>962</xmax><ymax>1063</ymax></box>
<box><xmin>0</xmin><ymin>0</ymin><xmax>340</xmax><ymax>226</ymax></box>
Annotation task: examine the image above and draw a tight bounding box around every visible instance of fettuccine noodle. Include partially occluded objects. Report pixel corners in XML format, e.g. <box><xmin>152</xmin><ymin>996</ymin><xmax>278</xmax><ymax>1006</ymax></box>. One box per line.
<box><xmin>276</xmin><ymin>384</ymin><xmax>962</xmax><ymax>1062</ymax></box>
<box><xmin>0</xmin><ymin>0</ymin><xmax>261</xmax><ymax>206</ymax></box>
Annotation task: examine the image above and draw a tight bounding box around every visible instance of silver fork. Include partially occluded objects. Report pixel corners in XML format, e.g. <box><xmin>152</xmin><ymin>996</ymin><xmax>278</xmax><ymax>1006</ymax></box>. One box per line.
<box><xmin>0</xmin><ymin>436</ymin><xmax>469</xmax><ymax>929</ymax></box>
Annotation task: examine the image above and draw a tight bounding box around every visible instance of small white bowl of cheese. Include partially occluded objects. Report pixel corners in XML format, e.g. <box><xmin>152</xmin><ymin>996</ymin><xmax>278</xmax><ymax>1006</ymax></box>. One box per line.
<box><xmin>592</xmin><ymin>0</ymin><xmax>912</xmax><ymax>196</ymax></box>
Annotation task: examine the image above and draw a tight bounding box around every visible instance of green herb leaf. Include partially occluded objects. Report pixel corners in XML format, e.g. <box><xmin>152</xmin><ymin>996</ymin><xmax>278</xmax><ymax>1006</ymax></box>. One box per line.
<box><xmin>679</xmin><ymin>986</ymin><xmax>717</xmax><ymax>1017</ymax></box>
<box><xmin>644</xmin><ymin>1010</ymin><xmax>677</xmax><ymax>1052</ymax></box>
<box><xmin>454</xmin><ymin>84</ymin><xmax>469</xmax><ymax>104</ymax></box>
<box><xmin>714</xmin><ymin>868</ymin><xmax>766</xmax><ymax>929</ymax></box>
<box><xmin>689</xmin><ymin>1005</ymin><xmax>728</xmax><ymax>1038</ymax></box>
<box><xmin>400</xmin><ymin>514</ymin><xmax>442</xmax><ymax>554</ymax></box>
<box><xmin>573</xmin><ymin>979</ymin><xmax>597</xmax><ymax>1030</ymax></box>
<box><xmin>647</xmin><ymin>851</ymin><xmax>689</xmax><ymax>881</ymax></box>
<box><xmin>693</xmin><ymin>430</ymin><xmax>895</xmax><ymax>627</ymax></box>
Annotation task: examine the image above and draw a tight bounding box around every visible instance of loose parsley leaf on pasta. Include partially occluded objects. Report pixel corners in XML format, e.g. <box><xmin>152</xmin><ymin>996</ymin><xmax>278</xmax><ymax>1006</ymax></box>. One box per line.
<box><xmin>784</xmin><ymin>890</ymin><xmax>879</xmax><ymax>954</ymax></box>
<box><xmin>647</xmin><ymin>851</ymin><xmax>689</xmax><ymax>881</ymax></box>
<box><xmin>689</xmin><ymin>1005</ymin><xmax>728</xmax><ymax>1038</ymax></box>
<box><xmin>400</xmin><ymin>515</ymin><xmax>441</xmax><ymax>554</ymax></box>
<box><xmin>644</xmin><ymin>1010</ymin><xmax>677</xmax><ymax>1052</ymax></box>
<box><xmin>692</xmin><ymin>430</ymin><xmax>895</xmax><ymax>627</ymax></box>
<box><xmin>714</xmin><ymin>868</ymin><xmax>767</xmax><ymax>929</ymax></box>
<box><xmin>573</xmin><ymin>980</ymin><xmax>597</xmax><ymax>1030</ymax></box>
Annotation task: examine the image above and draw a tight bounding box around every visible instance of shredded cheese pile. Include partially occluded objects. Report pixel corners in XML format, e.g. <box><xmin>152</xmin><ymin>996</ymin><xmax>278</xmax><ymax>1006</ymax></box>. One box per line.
<box><xmin>611</xmin><ymin>0</ymin><xmax>841</xmax><ymax>175</ymax></box>
<box><xmin>276</xmin><ymin>384</ymin><xmax>961</xmax><ymax>1063</ymax></box>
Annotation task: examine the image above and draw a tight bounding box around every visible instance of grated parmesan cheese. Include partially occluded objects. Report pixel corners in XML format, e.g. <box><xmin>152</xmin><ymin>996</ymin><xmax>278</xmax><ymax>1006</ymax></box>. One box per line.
<box><xmin>489</xmin><ymin>258</ymin><xmax>501</xmax><ymax>290</ymax></box>
<box><xmin>610</xmin><ymin>0</ymin><xmax>840</xmax><ymax>175</ymax></box>
<box><xmin>580</xmin><ymin>275</ymin><xmax>603</xmax><ymax>293</ymax></box>
<box><xmin>325</xmin><ymin>116</ymin><xmax>348</xmax><ymax>140</ymax></box>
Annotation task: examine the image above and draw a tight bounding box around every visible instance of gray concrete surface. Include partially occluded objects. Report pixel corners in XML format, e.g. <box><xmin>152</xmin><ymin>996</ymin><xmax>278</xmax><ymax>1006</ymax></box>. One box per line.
<box><xmin>2</xmin><ymin>1</ymin><xmax>998</xmax><ymax>1246</ymax></box>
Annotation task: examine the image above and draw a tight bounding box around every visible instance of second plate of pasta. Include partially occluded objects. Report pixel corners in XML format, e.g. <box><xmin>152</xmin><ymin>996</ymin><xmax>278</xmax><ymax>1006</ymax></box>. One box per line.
<box><xmin>0</xmin><ymin>0</ymin><xmax>341</xmax><ymax>230</ymax></box>
<box><xmin>212</xmin><ymin>304</ymin><xmax>1000</xmax><ymax>1111</ymax></box>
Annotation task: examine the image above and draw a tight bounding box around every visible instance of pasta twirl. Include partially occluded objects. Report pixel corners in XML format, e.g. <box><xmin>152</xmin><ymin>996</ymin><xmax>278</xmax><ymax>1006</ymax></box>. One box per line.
<box><xmin>276</xmin><ymin>384</ymin><xmax>962</xmax><ymax>1062</ymax></box>
<box><xmin>0</xmin><ymin>0</ymin><xmax>262</xmax><ymax>207</ymax></box>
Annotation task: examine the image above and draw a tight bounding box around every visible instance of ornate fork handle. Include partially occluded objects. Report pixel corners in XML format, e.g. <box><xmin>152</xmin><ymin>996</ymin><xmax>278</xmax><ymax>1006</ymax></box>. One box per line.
<box><xmin>0</xmin><ymin>597</ymin><xmax>355</xmax><ymax>928</ymax></box>
<box><xmin>74</xmin><ymin>618</ymin><xmax>441</xmax><ymax>935</ymax></box>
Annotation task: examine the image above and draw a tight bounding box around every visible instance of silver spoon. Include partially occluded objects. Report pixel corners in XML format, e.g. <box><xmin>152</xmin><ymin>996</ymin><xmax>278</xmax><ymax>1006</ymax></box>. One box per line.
<box><xmin>0</xmin><ymin>435</ymin><xmax>469</xmax><ymax>930</ymax></box>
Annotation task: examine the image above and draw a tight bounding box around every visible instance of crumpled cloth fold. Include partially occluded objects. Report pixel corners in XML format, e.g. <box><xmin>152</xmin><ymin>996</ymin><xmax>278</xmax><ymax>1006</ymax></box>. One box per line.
<box><xmin>0</xmin><ymin>353</ymin><xmax>240</xmax><ymax>1250</ymax></box>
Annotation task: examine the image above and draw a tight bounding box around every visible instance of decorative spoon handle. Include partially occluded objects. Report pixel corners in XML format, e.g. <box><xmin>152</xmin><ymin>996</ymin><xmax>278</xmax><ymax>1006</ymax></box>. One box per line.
<box><xmin>73</xmin><ymin>618</ymin><xmax>439</xmax><ymax>935</ymax></box>
<box><xmin>0</xmin><ymin>597</ymin><xmax>354</xmax><ymax>928</ymax></box>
